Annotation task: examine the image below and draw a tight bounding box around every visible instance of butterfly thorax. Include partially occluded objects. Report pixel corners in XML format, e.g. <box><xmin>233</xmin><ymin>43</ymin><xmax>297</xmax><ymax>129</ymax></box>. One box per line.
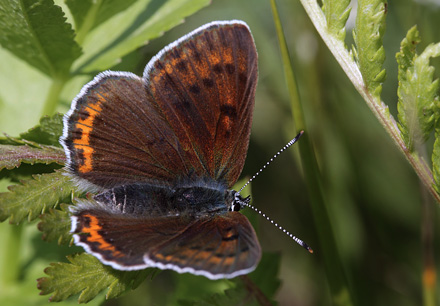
<box><xmin>93</xmin><ymin>180</ymin><xmax>247</xmax><ymax>218</ymax></box>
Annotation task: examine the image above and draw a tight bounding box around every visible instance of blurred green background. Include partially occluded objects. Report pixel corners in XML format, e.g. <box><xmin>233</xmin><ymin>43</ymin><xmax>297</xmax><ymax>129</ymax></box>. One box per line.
<box><xmin>1</xmin><ymin>0</ymin><xmax>440</xmax><ymax>305</ymax></box>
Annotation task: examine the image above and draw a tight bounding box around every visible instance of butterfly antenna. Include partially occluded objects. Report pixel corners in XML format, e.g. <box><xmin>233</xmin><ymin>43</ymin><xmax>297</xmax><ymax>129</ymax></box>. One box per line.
<box><xmin>238</xmin><ymin>130</ymin><xmax>304</xmax><ymax>194</ymax></box>
<box><xmin>237</xmin><ymin>130</ymin><xmax>312</xmax><ymax>253</ymax></box>
<box><xmin>242</xmin><ymin>201</ymin><xmax>313</xmax><ymax>253</ymax></box>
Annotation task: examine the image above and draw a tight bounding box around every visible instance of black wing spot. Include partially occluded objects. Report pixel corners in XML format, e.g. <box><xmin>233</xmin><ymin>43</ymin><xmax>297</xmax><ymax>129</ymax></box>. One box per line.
<box><xmin>213</xmin><ymin>64</ymin><xmax>222</xmax><ymax>74</ymax></box>
<box><xmin>192</xmin><ymin>49</ymin><xmax>202</xmax><ymax>62</ymax></box>
<box><xmin>78</xmin><ymin>109</ymin><xmax>90</xmax><ymax>121</ymax></box>
<box><xmin>203</xmin><ymin>78</ymin><xmax>214</xmax><ymax>87</ymax></box>
<box><xmin>81</xmin><ymin>215</ymin><xmax>92</xmax><ymax>228</ymax></box>
<box><xmin>225</xmin><ymin>63</ymin><xmax>235</xmax><ymax>74</ymax></box>
<box><xmin>176</xmin><ymin>61</ymin><xmax>187</xmax><ymax>73</ymax></box>
<box><xmin>76</xmin><ymin>148</ymin><xmax>86</xmax><ymax>165</ymax></box>
<box><xmin>220</xmin><ymin>104</ymin><xmax>237</xmax><ymax>119</ymax></box>
<box><xmin>189</xmin><ymin>84</ymin><xmax>201</xmax><ymax>94</ymax></box>
<box><xmin>71</xmin><ymin>127</ymin><xmax>84</xmax><ymax>140</ymax></box>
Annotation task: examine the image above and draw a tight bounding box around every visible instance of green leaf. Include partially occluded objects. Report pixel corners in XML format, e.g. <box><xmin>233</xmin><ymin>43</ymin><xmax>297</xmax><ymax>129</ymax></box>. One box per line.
<box><xmin>248</xmin><ymin>252</ymin><xmax>281</xmax><ymax>299</ymax></box>
<box><xmin>65</xmin><ymin>0</ymin><xmax>93</xmax><ymax>34</ymax></box>
<box><xmin>396</xmin><ymin>26</ymin><xmax>438</xmax><ymax>151</ymax></box>
<box><xmin>38</xmin><ymin>203</ymin><xmax>72</xmax><ymax>245</ymax></box>
<box><xmin>37</xmin><ymin>253</ymin><xmax>152</xmax><ymax>302</ymax></box>
<box><xmin>0</xmin><ymin>144</ymin><xmax>64</xmax><ymax>171</ymax></box>
<box><xmin>179</xmin><ymin>253</ymin><xmax>281</xmax><ymax>306</ymax></box>
<box><xmin>434</xmin><ymin>123</ymin><xmax>440</xmax><ymax>193</ymax></box>
<box><xmin>396</xmin><ymin>26</ymin><xmax>420</xmax><ymax>150</ymax></box>
<box><xmin>396</xmin><ymin>26</ymin><xmax>420</xmax><ymax>78</ymax></box>
<box><xmin>178</xmin><ymin>280</ymin><xmax>257</xmax><ymax>306</ymax></box>
<box><xmin>0</xmin><ymin>46</ymin><xmax>52</xmax><ymax>135</ymax></box>
<box><xmin>0</xmin><ymin>170</ymin><xmax>74</xmax><ymax>224</ymax></box>
<box><xmin>322</xmin><ymin>0</ymin><xmax>351</xmax><ymax>41</ymax></box>
<box><xmin>19</xmin><ymin>113</ymin><xmax>64</xmax><ymax>146</ymax></box>
<box><xmin>72</xmin><ymin>0</ymin><xmax>211</xmax><ymax>73</ymax></box>
<box><xmin>353</xmin><ymin>0</ymin><xmax>387</xmax><ymax>98</ymax></box>
<box><xmin>405</xmin><ymin>43</ymin><xmax>439</xmax><ymax>133</ymax></box>
<box><xmin>0</xmin><ymin>0</ymin><xmax>81</xmax><ymax>77</ymax></box>
<box><xmin>66</xmin><ymin>0</ymin><xmax>138</xmax><ymax>45</ymax></box>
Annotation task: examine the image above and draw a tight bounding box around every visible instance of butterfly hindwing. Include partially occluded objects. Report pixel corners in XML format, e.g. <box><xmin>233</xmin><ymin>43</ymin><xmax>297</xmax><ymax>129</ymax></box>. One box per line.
<box><xmin>71</xmin><ymin>203</ymin><xmax>195</xmax><ymax>270</ymax></box>
<box><xmin>147</xmin><ymin>211</ymin><xmax>261</xmax><ymax>279</ymax></box>
<box><xmin>72</xmin><ymin>203</ymin><xmax>261</xmax><ymax>278</ymax></box>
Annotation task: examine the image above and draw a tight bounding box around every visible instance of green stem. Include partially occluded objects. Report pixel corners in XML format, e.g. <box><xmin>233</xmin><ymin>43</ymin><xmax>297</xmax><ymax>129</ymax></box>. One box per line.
<box><xmin>297</xmin><ymin>0</ymin><xmax>440</xmax><ymax>204</ymax></box>
<box><xmin>74</xmin><ymin>0</ymin><xmax>102</xmax><ymax>46</ymax></box>
<box><xmin>41</xmin><ymin>76</ymin><xmax>67</xmax><ymax>116</ymax></box>
<box><xmin>239</xmin><ymin>275</ymin><xmax>272</xmax><ymax>306</ymax></box>
<box><xmin>421</xmin><ymin>182</ymin><xmax>437</xmax><ymax>306</ymax></box>
<box><xmin>1</xmin><ymin>223</ymin><xmax>23</xmax><ymax>285</ymax></box>
<box><xmin>270</xmin><ymin>1</ymin><xmax>353</xmax><ymax>305</ymax></box>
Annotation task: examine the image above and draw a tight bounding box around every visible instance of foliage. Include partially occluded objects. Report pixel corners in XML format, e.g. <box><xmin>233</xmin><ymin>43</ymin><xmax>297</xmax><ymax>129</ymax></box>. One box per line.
<box><xmin>37</xmin><ymin>253</ymin><xmax>153</xmax><ymax>303</ymax></box>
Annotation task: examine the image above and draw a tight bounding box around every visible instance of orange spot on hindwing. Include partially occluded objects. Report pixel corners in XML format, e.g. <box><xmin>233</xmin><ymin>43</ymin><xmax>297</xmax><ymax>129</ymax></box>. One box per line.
<box><xmin>80</xmin><ymin>213</ymin><xmax>123</xmax><ymax>258</ymax></box>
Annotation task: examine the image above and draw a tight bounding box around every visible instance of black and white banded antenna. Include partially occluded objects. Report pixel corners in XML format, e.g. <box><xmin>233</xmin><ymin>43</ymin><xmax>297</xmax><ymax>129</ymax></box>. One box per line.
<box><xmin>238</xmin><ymin>130</ymin><xmax>304</xmax><ymax>193</ymax></box>
<box><xmin>238</xmin><ymin>130</ymin><xmax>313</xmax><ymax>253</ymax></box>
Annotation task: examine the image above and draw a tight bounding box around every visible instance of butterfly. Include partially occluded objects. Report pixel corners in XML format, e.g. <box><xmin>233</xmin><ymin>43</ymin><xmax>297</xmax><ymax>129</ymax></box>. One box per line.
<box><xmin>60</xmin><ymin>20</ymin><xmax>262</xmax><ymax>279</ymax></box>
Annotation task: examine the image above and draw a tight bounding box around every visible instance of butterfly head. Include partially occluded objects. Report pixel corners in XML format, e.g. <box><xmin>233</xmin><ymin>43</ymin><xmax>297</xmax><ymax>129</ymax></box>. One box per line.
<box><xmin>226</xmin><ymin>190</ymin><xmax>251</xmax><ymax>212</ymax></box>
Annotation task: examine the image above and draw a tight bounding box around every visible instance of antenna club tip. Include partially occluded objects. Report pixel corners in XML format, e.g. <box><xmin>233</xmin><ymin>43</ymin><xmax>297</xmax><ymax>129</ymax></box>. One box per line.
<box><xmin>302</xmin><ymin>242</ymin><xmax>313</xmax><ymax>253</ymax></box>
<box><xmin>291</xmin><ymin>130</ymin><xmax>305</xmax><ymax>142</ymax></box>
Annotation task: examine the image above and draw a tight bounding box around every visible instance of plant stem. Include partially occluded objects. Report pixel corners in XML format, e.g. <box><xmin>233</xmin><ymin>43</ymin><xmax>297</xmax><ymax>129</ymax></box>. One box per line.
<box><xmin>270</xmin><ymin>1</ymin><xmax>353</xmax><ymax>305</ymax></box>
<box><xmin>1</xmin><ymin>223</ymin><xmax>23</xmax><ymax>285</ymax></box>
<box><xmin>41</xmin><ymin>76</ymin><xmax>67</xmax><ymax>116</ymax></box>
<box><xmin>239</xmin><ymin>275</ymin><xmax>272</xmax><ymax>306</ymax></box>
<box><xmin>74</xmin><ymin>0</ymin><xmax>102</xmax><ymax>46</ymax></box>
<box><xmin>421</xmin><ymin>182</ymin><xmax>437</xmax><ymax>306</ymax></box>
<box><xmin>297</xmin><ymin>0</ymin><xmax>440</xmax><ymax>204</ymax></box>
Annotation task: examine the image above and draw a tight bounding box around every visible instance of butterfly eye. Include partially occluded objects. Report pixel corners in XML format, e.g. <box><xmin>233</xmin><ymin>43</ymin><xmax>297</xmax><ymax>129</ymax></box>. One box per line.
<box><xmin>230</xmin><ymin>202</ymin><xmax>241</xmax><ymax>212</ymax></box>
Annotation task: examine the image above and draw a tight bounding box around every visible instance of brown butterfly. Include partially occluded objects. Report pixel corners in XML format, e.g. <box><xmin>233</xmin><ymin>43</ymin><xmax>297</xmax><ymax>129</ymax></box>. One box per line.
<box><xmin>61</xmin><ymin>20</ymin><xmax>262</xmax><ymax>279</ymax></box>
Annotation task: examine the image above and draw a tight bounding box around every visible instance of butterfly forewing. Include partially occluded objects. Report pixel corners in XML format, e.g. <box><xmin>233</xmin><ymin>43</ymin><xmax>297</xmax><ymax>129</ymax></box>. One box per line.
<box><xmin>62</xmin><ymin>73</ymin><xmax>193</xmax><ymax>188</ymax></box>
<box><xmin>144</xmin><ymin>21</ymin><xmax>258</xmax><ymax>187</ymax></box>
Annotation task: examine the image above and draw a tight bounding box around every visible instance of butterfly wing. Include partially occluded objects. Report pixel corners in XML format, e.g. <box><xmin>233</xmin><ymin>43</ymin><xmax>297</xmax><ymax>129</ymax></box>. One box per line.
<box><xmin>147</xmin><ymin>211</ymin><xmax>262</xmax><ymax>279</ymax></box>
<box><xmin>72</xmin><ymin>205</ymin><xmax>261</xmax><ymax>279</ymax></box>
<box><xmin>71</xmin><ymin>203</ymin><xmax>195</xmax><ymax>269</ymax></box>
<box><xmin>61</xmin><ymin>72</ymin><xmax>188</xmax><ymax>189</ymax></box>
<box><xmin>61</xmin><ymin>21</ymin><xmax>258</xmax><ymax>190</ymax></box>
<box><xmin>144</xmin><ymin>20</ymin><xmax>258</xmax><ymax>187</ymax></box>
